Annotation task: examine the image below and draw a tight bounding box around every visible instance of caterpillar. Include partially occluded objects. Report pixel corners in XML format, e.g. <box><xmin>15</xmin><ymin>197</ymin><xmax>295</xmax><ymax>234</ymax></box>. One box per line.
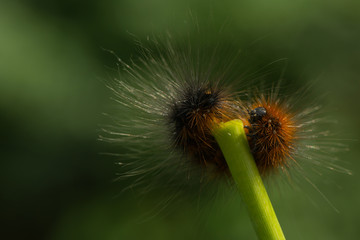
<box><xmin>100</xmin><ymin>33</ymin><xmax>351</xmax><ymax>196</ymax></box>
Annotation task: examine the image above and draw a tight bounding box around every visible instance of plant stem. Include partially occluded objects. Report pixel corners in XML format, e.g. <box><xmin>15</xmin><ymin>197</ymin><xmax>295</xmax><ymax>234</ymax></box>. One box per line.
<box><xmin>212</xmin><ymin>119</ymin><xmax>286</xmax><ymax>240</ymax></box>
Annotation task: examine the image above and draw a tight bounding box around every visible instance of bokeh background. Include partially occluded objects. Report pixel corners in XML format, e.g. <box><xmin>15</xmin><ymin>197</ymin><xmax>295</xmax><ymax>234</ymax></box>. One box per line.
<box><xmin>1</xmin><ymin>0</ymin><xmax>359</xmax><ymax>239</ymax></box>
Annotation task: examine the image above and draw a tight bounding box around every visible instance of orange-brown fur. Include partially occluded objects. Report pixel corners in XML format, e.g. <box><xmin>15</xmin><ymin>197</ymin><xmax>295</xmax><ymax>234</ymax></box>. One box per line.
<box><xmin>243</xmin><ymin>96</ymin><xmax>297</xmax><ymax>174</ymax></box>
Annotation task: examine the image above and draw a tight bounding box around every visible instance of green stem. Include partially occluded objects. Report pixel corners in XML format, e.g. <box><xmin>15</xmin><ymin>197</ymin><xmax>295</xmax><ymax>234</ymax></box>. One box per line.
<box><xmin>212</xmin><ymin>119</ymin><xmax>286</xmax><ymax>240</ymax></box>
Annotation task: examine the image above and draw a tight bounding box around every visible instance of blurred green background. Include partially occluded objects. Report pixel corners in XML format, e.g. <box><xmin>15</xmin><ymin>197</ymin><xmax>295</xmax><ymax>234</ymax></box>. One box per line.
<box><xmin>1</xmin><ymin>0</ymin><xmax>359</xmax><ymax>239</ymax></box>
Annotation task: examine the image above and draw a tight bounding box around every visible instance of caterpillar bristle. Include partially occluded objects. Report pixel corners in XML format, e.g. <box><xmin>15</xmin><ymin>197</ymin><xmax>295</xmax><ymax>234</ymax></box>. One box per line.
<box><xmin>168</xmin><ymin>81</ymin><xmax>240</xmax><ymax>175</ymax></box>
<box><xmin>243</xmin><ymin>95</ymin><xmax>297</xmax><ymax>174</ymax></box>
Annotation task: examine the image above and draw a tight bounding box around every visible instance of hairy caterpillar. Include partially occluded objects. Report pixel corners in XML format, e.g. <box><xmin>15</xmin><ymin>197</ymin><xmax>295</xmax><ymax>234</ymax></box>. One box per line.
<box><xmin>100</xmin><ymin>32</ymin><xmax>351</xmax><ymax>201</ymax></box>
